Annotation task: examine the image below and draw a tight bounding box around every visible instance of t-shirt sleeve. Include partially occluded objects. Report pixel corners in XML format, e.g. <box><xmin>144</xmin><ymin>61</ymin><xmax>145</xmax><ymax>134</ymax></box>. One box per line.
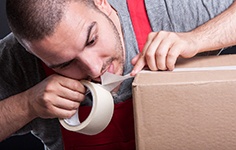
<box><xmin>0</xmin><ymin>33</ymin><xmax>46</xmax><ymax>100</ymax></box>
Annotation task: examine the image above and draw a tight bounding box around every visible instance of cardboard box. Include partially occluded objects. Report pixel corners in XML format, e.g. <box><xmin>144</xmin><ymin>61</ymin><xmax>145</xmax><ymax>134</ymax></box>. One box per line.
<box><xmin>132</xmin><ymin>54</ymin><xmax>236</xmax><ymax>150</ymax></box>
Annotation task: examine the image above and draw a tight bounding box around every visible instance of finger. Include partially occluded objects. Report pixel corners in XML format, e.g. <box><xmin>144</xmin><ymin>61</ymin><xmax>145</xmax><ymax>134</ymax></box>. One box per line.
<box><xmin>46</xmin><ymin>75</ymin><xmax>86</xmax><ymax>102</ymax></box>
<box><xmin>57</xmin><ymin>85</ymin><xmax>86</xmax><ymax>102</ymax></box>
<box><xmin>130</xmin><ymin>53</ymin><xmax>146</xmax><ymax>76</ymax></box>
<box><xmin>52</xmin><ymin>96</ymin><xmax>82</xmax><ymax>111</ymax></box>
<box><xmin>154</xmin><ymin>39</ymin><xmax>174</xmax><ymax>70</ymax></box>
<box><xmin>143</xmin><ymin>33</ymin><xmax>164</xmax><ymax>71</ymax></box>
<box><xmin>166</xmin><ymin>45</ymin><xmax>181</xmax><ymax>71</ymax></box>
<box><xmin>57</xmin><ymin>76</ymin><xmax>86</xmax><ymax>94</ymax></box>
<box><xmin>143</xmin><ymin>32</ymin><xmax>173</xmax><ymax>71</ymax></box>
<box><xmin>51</xmin><ymin>106</ymin><xmax>78</xmax><ymax>119</ymax></box>
<box><xmin>35</xmin><ymin>95</ymin><xmax>80</xmax><ymax>119</ymax></box>
<box><xmin>145</xmin><ymin>42</ymin><xmax>159</xmax><ymax>71</ymax></box>
<box><xmin>131</xmin><ymin>33</ymin><xmax>156</xmax><ymax>76</ymax></box>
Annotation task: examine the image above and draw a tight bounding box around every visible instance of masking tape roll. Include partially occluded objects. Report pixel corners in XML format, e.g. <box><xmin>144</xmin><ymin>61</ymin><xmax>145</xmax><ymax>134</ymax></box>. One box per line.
<box><xmin>59</xmin><ymin>80</ymin><xmax>114</xmax><ymax>135</ymax></box>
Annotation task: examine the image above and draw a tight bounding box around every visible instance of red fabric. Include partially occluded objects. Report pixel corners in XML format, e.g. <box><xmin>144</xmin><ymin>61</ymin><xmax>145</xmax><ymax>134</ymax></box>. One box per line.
<box><xmin>127</xmin><ymin>0</ymin><xmax>152</xmax><ymax>52</ymax></box>
<box><xmin>41</xmin><ymin>63</ymin><xmax>55</xmax><ymax>75</ymax></box>
<box><xmin>61</xmin><ymin>99</ymin><xmax>135</xmax><ymax>150</ymax></box>
<box><xmin>41</xmin><ymin>0</ymin><xmax>152</xmax><ymax>149</ymax></box>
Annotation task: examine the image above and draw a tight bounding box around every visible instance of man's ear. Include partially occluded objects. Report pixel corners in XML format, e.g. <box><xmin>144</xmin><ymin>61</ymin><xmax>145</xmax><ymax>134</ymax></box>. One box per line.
<box><xmin>94</xmin><ymin>0</ymin><xmax>113</xmax><ymax>16</ymax></box>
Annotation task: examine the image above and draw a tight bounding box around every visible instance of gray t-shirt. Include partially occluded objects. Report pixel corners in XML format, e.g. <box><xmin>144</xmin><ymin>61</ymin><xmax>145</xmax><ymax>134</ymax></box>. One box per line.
<box><xmin>0</xmin><ymin>0</ymin><xmax>234</xmax><ymax>149</ymax></box>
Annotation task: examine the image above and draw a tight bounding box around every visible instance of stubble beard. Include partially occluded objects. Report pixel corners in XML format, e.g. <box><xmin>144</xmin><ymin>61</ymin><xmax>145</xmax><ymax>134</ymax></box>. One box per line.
<box><xmin>103</xmin><ymin>13</ymin><xmax>125</xmax><ymax>75</ymax></box>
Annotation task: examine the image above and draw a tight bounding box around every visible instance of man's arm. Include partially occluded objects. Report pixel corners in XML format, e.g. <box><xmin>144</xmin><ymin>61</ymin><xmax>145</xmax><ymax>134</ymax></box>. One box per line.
<box><xmin>0</xmin><ymin>74</ymin><xmax>85</xmax><ymax>141</ymax></box>
<box><xmin>131</xmin><ymin>1</ymin><xmax>236</xmax><ymax>75</ymax></box>
<box><xmin>0</xmin><ymin>91</ymin><xmax>36</xmax><ymax>141</ymax></box>
<box><xmin>192</xmin><ymin>1</ymin><xmax>236</xmax><ymax>53</ymax></box>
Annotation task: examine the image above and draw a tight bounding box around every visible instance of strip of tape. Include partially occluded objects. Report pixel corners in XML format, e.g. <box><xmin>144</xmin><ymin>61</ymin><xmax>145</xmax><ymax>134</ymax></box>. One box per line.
<box><xmin>173</xmin><ymin>66</ymin><xmax>236</xmax><ymax>72</ymax></box>
<box><xmin>139</xmin><ymin>66</ymin><xmax>236</xmax><ymax>74</ymax></box>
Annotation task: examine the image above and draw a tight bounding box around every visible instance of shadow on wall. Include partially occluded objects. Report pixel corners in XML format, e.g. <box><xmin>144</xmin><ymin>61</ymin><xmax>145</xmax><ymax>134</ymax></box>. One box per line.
<box><xmin>0</xmin><ymin>0</ymin><xmax>44</xmax><ymax>149</ymax></box>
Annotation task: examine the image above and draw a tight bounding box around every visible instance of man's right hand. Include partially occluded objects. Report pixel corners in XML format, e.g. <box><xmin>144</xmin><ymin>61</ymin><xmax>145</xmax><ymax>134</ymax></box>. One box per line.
<box><xmin>26</xmin><ymin>74</ymin><xmax>86</xmax><ymax>119</ymax></box>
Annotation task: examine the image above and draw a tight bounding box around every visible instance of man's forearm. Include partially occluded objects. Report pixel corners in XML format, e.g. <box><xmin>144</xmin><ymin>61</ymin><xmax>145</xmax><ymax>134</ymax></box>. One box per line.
<box><xmin>0</xmin><ymin>91</ymin><xmax>37</xmax><ymax>141</ymax></box>
<box><xmin>192</xmin><ymin>1</ymin><xmax>236</xmax><ymax>53</ymax></box>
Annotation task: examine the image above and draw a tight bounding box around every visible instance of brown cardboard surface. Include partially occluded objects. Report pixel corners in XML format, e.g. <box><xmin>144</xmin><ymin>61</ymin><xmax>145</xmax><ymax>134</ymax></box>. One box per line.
<box><xmin>132</xmin><ymin>54</ymin><xmax>236</xmax><ymax>150</ymax></box>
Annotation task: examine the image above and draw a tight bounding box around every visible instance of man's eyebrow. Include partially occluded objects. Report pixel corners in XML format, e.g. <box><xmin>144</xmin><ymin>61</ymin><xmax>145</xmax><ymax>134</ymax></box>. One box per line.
<box><xmin>48</xmin><ymin>22</ymin><xmax>96</xmax><ymax>69</ymax></box>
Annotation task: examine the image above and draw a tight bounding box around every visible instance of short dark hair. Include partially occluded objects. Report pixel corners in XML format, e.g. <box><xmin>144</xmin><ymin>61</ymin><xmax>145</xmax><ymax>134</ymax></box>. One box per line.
<box><xmin>6</xmin><ymin>0</ymin><xmax>95</xmax><ymax>41</ymax></box>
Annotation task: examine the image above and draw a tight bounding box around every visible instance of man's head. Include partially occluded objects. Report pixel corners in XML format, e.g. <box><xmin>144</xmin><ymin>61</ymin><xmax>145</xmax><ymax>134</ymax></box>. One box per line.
<box><xmin>6</xmin><ymin>0</ymin><xmax>100</xmax><ymax>41</ymax></box>
<box><xmin>6</xmin><ymin>0</ymin><xmax>125</xmax><ymax>81</ymax></box>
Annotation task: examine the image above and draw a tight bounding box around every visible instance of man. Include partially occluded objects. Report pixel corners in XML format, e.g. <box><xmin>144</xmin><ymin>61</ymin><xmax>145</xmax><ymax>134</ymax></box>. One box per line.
<box><xmin>1</xmin><ymin>0</ymin><xmax>236</xmax><ymax>149</ymax></box>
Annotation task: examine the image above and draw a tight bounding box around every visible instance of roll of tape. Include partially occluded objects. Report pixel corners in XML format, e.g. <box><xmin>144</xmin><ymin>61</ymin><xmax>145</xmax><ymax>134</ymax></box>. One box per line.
<box><xmin>59</xmin><ymin>80</ymin><xmax>114</xmax><ymax>135</ymax></box>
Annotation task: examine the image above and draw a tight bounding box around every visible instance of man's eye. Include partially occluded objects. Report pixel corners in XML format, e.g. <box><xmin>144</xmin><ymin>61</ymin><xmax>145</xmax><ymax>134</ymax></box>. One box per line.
<box><xmin>86</xmin><ymin>36</ymin><xmax>97</xmax><ymax>46</ymax></box>
<box><xmin>87</xmin><ymin>39</ymin><xmax>94</xmax><ymax>46</ymax></box>
<box><xmin>59</xmin><ymin>59</ymin><xmax>74</xmax><ymax>69</ymax></box>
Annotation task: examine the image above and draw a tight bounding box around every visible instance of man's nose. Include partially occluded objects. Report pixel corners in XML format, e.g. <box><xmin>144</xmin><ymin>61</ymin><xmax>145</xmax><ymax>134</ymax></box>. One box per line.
<box><xmin>78</xmin><ymin>56</ymin><xmax>103</xmax><ymax>79</ymax></box>
<box><xmin>87</xmin><ymin>63</ymin><xmax>102</xmax><ymax>79</ymax></box>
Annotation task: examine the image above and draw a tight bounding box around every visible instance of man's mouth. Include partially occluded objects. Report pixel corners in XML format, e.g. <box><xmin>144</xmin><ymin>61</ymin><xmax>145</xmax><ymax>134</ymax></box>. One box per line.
<box><xmin>90</xmin><ymin>65</ymin><xmax>113</xmax><ymax>83</ymax></box>
<box><xmin>107</xmin><ymin>63</ymin><xmax>115</xmax><ymax>74</ymax></box>
<box><xmin>91</xmin><ymin>58</ymin><xmax>118</xmax><ymax>83</ymax></box>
